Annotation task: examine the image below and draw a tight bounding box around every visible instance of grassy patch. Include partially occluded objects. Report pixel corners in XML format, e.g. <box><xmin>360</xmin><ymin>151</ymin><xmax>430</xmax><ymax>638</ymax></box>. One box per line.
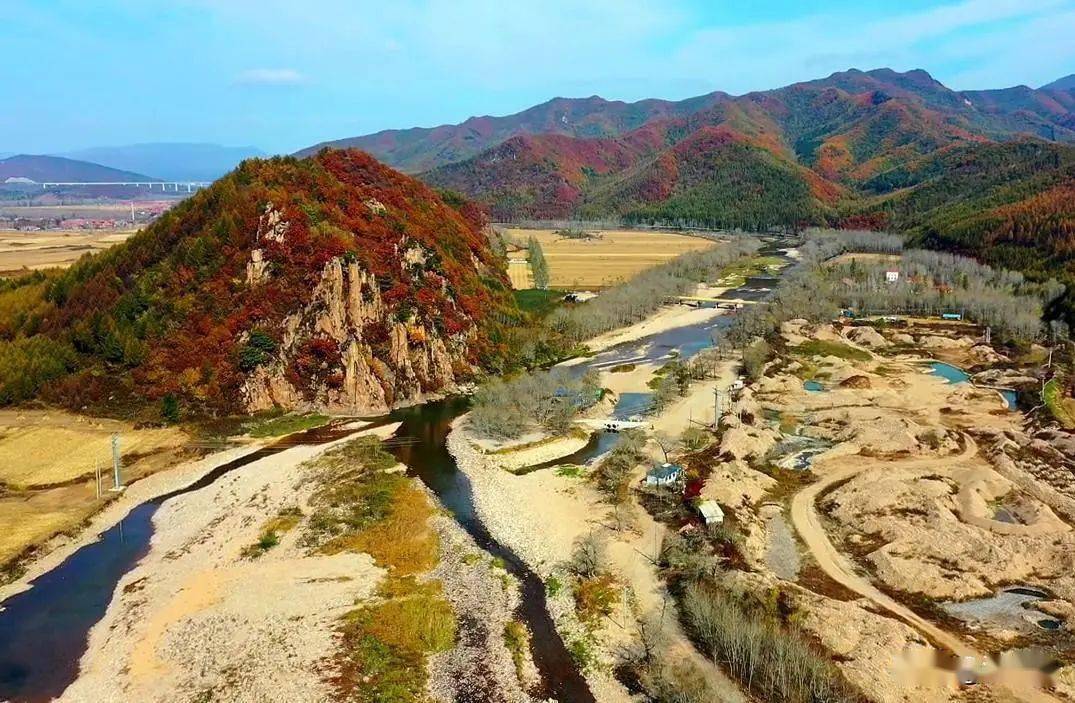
<box><xmin>245</xmin><ymin>412</ymin><xmax>330</xmax><ymax>438</ymax></box>
<box><xmin>307</xmin><ymin>435</ymin><xmax>456</xmax><ymax>702</ymax></box>
<box><xmin>334</xmin><ymin>578</ymin><xmax>456</xmax><ymax>703</ymax></box>
<box><xmin>790</xmin><ymin>340</ymin><xmax>871</xmax><ymax>363</ymax></box>
<box><xmin>608</xmin><ymin>363</ymin><xmax>636</xmax><ymax>373</ymax></box>
<box><xmin>554</xmin><ymin>464</ymin><xmax>586</xmax><ymax>478</ymax></box>
<box><xmin>240</xmin><ymin>507</ymin><xmax>303</xmax><ymax>559</ymax></box>
<box><xmin>545</xmin><ymin>574</ymin><xmax>564</xmax><ymax>597</ymax></box>
<box><xmin>512</xmin><ymin>288</ymin><xmax>565</xmax><ymax>317</ymax></box>
<box><xmin>716</xmin><ymin>255</ymin><xmax>784</xmax><ymax>286</ymax></box>
<box><xmin>503</xmin><ymin>620</ymin><xmax>530</xmax><ymax>683</ymax></box>
<box><xmin>1044</xmin><ymin>378</ymin><xmax>1075</xmax><ymax>429</ymax></box>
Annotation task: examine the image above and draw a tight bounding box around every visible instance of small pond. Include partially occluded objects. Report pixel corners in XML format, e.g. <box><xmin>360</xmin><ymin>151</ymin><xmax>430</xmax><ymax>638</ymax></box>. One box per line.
<box><xmin>803</xmin><ymin>380</ymin><xmax>824</xmax><ymax>393</ymax></box>
<box><xmin>930</xmin><ymin>361</ymin><xmax>971</xmax><ymax>384</ymax></box>
<box><xmin>1001</xmin><ymin>389</ymin><xmax>1018</xmax><ymax>409</ymax></box>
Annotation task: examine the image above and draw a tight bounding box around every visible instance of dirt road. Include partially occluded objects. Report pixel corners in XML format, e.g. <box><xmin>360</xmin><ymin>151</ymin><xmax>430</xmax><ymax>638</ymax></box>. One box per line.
<box><xmin>790</xmin><ymin>435</ymin><xmax>1061</xmax><ymax>703</ymax></box>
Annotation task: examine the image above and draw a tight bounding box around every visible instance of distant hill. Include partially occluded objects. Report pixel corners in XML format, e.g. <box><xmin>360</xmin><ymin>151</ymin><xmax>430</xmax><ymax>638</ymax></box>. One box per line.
<box><xmin>59</xmin><ymin>143</ymin><xmax>266</xmax><ymax>182</ymax></box>
<box><xmin>1042</xmin><ymin>75</ymin><xmax>1075</xmax><ymax>91</ymax></box>
<box><xmin>295</xmin><ymin>93</ymin><xmax>728</xmax><ymax>172</ymax></box>
<box><xmin>0</xmin><ymin>154</ymin><xmax>155</xmax><ymax>184</ymax></box>
<box><xmin>0</xmin><ymin>150</ymin><xmax>514</xmax><ymax>418</ymax></box>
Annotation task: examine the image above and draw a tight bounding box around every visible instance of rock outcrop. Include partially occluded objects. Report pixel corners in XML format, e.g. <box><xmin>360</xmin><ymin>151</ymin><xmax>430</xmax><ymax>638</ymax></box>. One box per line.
<box><xmin>243</xmin><ymin>257</ymin><xmax>466</xmax><ymax>413</ymax></box>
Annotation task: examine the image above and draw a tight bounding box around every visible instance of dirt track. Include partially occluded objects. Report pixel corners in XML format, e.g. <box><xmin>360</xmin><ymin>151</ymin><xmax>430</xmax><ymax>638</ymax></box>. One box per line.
<box><xmin>789</xmin><ymin>435</ymin><xmax>1061</xmax><ymax>703</ymax></box>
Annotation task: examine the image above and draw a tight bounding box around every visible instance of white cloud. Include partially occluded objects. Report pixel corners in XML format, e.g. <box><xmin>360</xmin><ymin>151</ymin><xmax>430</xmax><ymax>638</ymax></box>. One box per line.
<box><xmin>233</xmin><ymin>68</ymin><xmax>307</xmax><ymax>86</ymax></box>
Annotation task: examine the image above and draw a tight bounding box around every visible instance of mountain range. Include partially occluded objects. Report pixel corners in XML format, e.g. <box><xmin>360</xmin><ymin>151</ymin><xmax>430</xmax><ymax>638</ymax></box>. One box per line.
<box><xmin>300</xmin><ymin>68</ymin><xmax>1075</xmax><ymax>321</ymax></box>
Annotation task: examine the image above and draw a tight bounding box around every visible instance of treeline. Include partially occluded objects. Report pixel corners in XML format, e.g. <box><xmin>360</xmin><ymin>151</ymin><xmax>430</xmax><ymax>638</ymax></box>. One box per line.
<box><xmin>546</xmin><ymin>237</ymin><xmax>761</xmax><ymax>343</ymax></box>
<box><xmin>681</xmin><ymin>582</ymin><xmax>861</xmax><ymax>703</ymax></box>
<box><xmin>729</xmin><ymin>230</ymin><xmax>1061</xmax><ymax>345</ymax></box>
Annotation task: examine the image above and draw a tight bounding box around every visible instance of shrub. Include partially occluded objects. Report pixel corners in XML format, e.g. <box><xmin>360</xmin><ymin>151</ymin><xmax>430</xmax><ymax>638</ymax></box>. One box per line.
<box><xmin>568</xmin><ymin>533</ymin><xmax>607</xmax><ymax>579</ymax></box>
<box><xmin>574</xmin><ymin>573</ymin><xmax>619</xmax><ymax>626</ymax></box>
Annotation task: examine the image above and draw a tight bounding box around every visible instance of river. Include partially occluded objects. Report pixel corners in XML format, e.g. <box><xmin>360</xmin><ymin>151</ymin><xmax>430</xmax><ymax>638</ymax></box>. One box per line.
<box><xmin>0</xmin><ymin>240</ymin><xmax>793</xmax><ymax>702</ymax></box>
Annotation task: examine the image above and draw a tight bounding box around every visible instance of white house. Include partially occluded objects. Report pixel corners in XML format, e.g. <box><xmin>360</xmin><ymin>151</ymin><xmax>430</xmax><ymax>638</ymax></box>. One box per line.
<box><xmin>645</xmin><ymin>463</ymin><xmax>683</xmax><ymax>487</ymax></box>
<box><xmin>885</xmin><ymin>270</ymin><xmax>900</xmax><ymax>283</ymax></box>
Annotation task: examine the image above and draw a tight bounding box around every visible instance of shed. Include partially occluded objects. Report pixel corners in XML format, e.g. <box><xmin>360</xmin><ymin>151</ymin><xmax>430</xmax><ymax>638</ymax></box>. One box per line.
<box><xmin>645</xmin><ymin>462</ymin><xmax>683</xmax><ymax>487</ymax></box>
<box><xmin>885</xmin><ymin>270</ymin><xmax>900</xmax><ymax>283</ymax></box>
<box><xmin>697</xmin><ymin>500</ymin><xmax>724</xmax><ymax>526</ymax></box>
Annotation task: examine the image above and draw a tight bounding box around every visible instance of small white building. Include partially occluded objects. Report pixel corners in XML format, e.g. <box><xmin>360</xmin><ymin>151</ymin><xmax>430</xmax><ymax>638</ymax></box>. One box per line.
<box><xmin>645</xmin><ymin>463</ymin><xmax>683</xmax><ymax>487</ymax></box>
<box><xmin>697</xmin><ymin>500</ymin><xmax>724</xmax><ymax>526</ymax></box>
<box><xmin>885</xmin><ymin>270</ymin><xmax>900</xmax><ymax>283</ymax></box>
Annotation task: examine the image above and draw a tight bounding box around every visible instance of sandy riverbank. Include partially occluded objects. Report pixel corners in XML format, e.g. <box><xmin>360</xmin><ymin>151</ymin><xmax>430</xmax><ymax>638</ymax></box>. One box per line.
<box><xmin>58</xmin><ymin>423</ymin><xmax>400</xmax><ymax>702</ymax></box>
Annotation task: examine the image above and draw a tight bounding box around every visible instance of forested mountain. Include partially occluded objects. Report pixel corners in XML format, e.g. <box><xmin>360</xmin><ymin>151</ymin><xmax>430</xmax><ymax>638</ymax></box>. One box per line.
<box><xmin>295</xmin><ymin>92</ymin><xmax>728</xmax><ymax>172</ymax></box>
<box><xmin>419</xmin><ymin>69</ymin><xmax>1075</xmax><ymax>225</ymax></box>
<box><xmin>0</xmin><ymin>150</ymin><xmax>515</xmax><ymax>419</ymax></box>
<box><xmin>390</xmin><ymin>68</ymin><xmax>1075</xmax><ymax>322</ymax></box>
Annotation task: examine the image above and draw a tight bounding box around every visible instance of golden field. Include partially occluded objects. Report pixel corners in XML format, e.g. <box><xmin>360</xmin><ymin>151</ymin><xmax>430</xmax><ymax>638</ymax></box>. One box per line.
<box><xmin>0</xmin><ymin>409</ymin><xmax>191</xmax><ymax>569</ymax></box>
<box><xmin>0</xmin><ymin>229</ymin><xmax>136</xmax><ymax>274</ymax></box>
<box><xmin>500</xmin><ymin>228</ymin><xmax>714</xmax><ymax>289</ymax></box>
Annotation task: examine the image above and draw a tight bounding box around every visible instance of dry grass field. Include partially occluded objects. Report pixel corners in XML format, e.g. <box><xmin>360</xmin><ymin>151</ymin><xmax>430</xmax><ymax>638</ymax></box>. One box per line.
<box><xmin>500</xmin><ymin>228</ymin><xmax>714</xmax><ymax>289</ymax></box>
<box><xmin>0</xmin><ymin>409</ymin><xmax>191</xmax><ymax>569</ymax></box>
<box><xmin>0</xmin><ymin>229</ymin><xmax>136</xmax><ymax>274</ymax></box>
<box><xmin>0</xmin><ymin>410</ymin><xmax>187</xmax><ymax>489</ymax></box>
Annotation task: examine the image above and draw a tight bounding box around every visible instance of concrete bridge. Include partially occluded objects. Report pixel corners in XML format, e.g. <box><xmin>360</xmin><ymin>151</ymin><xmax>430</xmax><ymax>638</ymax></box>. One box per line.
<box><xmin>38</xmin><ymin>181</ymin><xmax>210</xmax><ymax>192</ymax></box>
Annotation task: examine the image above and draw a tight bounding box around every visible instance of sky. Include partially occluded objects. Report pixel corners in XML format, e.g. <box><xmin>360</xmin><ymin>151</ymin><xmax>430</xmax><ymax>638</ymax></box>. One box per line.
<box><xmin>2</xmin><ymin>0</ymin><xmax>1074</xmax><ymax>155</ymax></box>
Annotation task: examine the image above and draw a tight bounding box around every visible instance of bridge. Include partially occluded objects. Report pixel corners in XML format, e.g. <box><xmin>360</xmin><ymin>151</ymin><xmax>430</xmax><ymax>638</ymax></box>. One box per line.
<box><xmin>674</xmin><ymin>296</ymin><xmax>759</xmax><ymax>307</ymax></box>
<box><xmin>37</xmin><ymin>181</ymin><xmax>211</xmax><ymax>192</ymax></box>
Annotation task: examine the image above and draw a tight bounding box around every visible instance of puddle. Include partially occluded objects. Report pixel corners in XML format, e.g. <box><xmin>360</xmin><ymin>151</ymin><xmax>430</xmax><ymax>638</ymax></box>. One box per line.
<box><xmin>771</xmin><ymin>434</ymin><xmax>831</xmax><ymax>470</ymax></box>
<box><xmin>613</xmin><ymin>392</ymin><xmax>653</xmax><ymax>420</ymax></box>
<box><xmin>943</xmin><ymin>586</ymin><xmax>1063</xmax><ymax>634</ymax></box>
<box><xmin>993</xmin><ymin>506</ymin><xmax>1024</xmax><ymax>525</ymax></box>
<box><xmin>803</xmin><ymin>380</ymin><xmax>824</xmax><ymax>393</ymax></box>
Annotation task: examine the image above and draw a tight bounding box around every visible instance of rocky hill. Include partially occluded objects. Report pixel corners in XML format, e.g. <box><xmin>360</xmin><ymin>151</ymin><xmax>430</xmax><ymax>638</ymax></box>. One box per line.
<box><xmin>0</xmin><ymin>150</ymin><xmax>514</xmax><ymax>419</ymax></box>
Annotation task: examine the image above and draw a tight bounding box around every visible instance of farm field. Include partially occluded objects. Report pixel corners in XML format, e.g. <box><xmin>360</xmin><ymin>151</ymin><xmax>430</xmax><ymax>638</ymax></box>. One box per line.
<box><xmin>0</xmin><ymin>409</ymin><xmax>191</xmax><ymax>569</ymax></box>
<box><xmin>0</xmin><ymin>229</ymin><xmax>136</xmax><ymax>274</ymax></box>
<box><xmin>500</xmin><ymin>228</ymin><xmax>714</xmax><ymax>289</ymax></box>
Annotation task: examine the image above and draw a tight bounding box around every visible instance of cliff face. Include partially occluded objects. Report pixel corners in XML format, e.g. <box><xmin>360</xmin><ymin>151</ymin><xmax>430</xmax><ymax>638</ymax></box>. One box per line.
<box><xmin>242</xmin><ymin>253</ymin><xmax>464</xmax><ymax>413</ymax></box>
<box><xmin>16</xmin><ymin>149</ymin><xmax>514</xmax><ymax>419</ymax></box>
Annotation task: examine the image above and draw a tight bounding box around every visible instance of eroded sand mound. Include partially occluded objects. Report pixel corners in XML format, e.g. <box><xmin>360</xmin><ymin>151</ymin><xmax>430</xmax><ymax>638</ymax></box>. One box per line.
<box><xmin>823</xmin><ymin>463</ymin><xmax>1075</xmax><ymax>602</ymax></box>
<box><xmin>839</xmin><ymin>375</ymin><xmax>872</xmax><ymax>389</ymax></box>
<box><xmin>846</xmin><ymin>326</ymin><xmax>888</xmax><ymax>349</ymax></box>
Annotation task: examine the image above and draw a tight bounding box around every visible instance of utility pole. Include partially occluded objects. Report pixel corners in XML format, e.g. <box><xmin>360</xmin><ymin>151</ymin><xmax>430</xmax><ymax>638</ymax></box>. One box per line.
<box><xmin>111</xmin><ymin>433</ymin><xmax>123</xmax><ymax>490</ymax></box>
<box><xmin>713</xmin><ymin>388</ymin><xmax>724</xmax><ymax>428</ymax></box>
<box><xmin>95</xmin><ymin>458</ymin><xmax>101</xmax><ymax>499</ymax></box>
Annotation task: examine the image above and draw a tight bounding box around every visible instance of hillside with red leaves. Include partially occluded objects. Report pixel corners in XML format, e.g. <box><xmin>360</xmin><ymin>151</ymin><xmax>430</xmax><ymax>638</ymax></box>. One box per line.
<box><xmin>0</xmin><ymin>150</ymin><xmax>515</xmax><ymax>418</ymax></box>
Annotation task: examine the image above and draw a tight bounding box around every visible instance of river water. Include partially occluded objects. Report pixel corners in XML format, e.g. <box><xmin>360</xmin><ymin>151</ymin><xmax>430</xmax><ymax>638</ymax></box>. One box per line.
<box><xmin>0</xmin><ymin>241</ymin><xmax>793</xmax><ymax>702</ymax></box>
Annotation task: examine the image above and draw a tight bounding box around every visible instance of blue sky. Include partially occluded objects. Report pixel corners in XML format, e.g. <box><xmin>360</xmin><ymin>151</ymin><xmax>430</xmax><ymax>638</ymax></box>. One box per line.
<box><xmin>2</xmin><ymin>0</ymin><xmax>1073</xmax><ymax>155</ymax></box>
